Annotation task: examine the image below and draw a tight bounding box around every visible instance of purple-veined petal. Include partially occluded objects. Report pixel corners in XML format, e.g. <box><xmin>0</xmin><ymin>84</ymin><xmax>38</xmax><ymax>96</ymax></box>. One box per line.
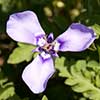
<box><xmin>56</xmin><ymin>23</ymin><xmax>96</xmax><ymax>52</ymax></box>
<box><xmin>22</xmin><ymin>54</ymin><xmax>55</xmax><ymax>94</ymax></box>
<box><xmin>47</xmin><ymin>33</ymin><xmax>54</xmax><ymax>43</ymax></box>
<box><xmin>49</xmin><ymin>49</ymin><xmax>59</xmax><ymax>57</ymax></box>
<box><xmin>7</xmin><ymin>11</ymin><xmax>45</xmax><ymax>45</ymax></box>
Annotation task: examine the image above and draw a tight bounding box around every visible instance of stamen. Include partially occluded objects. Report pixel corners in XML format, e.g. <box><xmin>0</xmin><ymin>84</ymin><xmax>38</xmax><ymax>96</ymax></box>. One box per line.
<box><xmin>42</xmin><ymin>43</ymin><xmax>52</xmax><ymax>51</ymax></box>
<box><xmin>41</xmin><ymin>51</ymin><xmax>51</xmax><ymax>59</ymax></box>
<box><xmin>53</xmin><ymin>41</ymin><xmax>60</xmax><ymax>51</ymax></box>
<box><xmin>37</xmin><ymin>37</ymin><xmax>46</xmax><ymax>47</ymax></box>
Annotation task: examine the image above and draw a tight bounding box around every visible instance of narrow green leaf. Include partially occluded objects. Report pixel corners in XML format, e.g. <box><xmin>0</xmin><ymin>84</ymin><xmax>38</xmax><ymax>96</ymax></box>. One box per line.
<box><xmin>97</xmin><ymin>45</ymin><xmax>100</xmax><ymax>63</ymax></box>
<box><xmin>96</xmin><ymin>74</ymin><xmax>100</xmax><ymax>88</ymax></box>
<box><xmin>42</xmin><ymin>95</ymin><xmax>48</xmax><ymax>100</ymax></box>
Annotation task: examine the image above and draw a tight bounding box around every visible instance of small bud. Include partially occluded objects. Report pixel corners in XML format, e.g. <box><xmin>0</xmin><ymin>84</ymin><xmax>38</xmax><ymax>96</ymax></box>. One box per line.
<box><xmin>44</xmin><ymin>7</ymin><xmax>53</xmax><ymax>17</ymax></box>
<box><xmin>56</xmin><ymin>1</ymin><xmax>65</xmax><ymax>8</ymax></box>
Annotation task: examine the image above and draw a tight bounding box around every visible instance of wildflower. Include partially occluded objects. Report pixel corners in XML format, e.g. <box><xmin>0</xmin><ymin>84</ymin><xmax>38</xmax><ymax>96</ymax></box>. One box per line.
<box><xmin>6</xmin><ymin>11</ymin><xmax>96</xmax><ymax>94</ymax></box>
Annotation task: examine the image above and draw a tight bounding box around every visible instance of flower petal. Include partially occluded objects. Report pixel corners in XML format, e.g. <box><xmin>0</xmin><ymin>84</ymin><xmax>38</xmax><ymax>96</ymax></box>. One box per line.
<box><xmin>56</xmin><ymin>23</ymin><xmax>96</xmax><ymax>52</ymax></box>
<box><xmin>22</xmin><ymin>55</ymin><xmax>55</xmax><ymax>94</ymax></box>
<box><xmin>47</xmin><ymin>33</ymin><xmax>54</xmax><ymax>43</ymax></box>
<box><xmin>7</xmin><ymin>11</ymin><xmax>45</xmax><ymax>45</ymax></box>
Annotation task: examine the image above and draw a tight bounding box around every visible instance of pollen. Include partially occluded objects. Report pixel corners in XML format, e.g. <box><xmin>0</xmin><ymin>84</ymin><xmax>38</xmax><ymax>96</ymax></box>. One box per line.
<box><xmin>43</xmin><ymin>43</ymin><xmax>53</xmax><ymax>52</ymax></box>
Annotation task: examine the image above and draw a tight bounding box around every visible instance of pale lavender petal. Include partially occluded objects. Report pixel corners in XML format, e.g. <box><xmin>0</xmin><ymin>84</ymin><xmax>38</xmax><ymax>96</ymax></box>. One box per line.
<box><xmin>56</xmin><ymin>23</ymin><xmax>96</xmax><ymax>52</ymax></box>
<box><xmin>22</xmin><ymin>55</ymin><xmax>55</xmax><ymax>94</ymax></box>
<box><xmin>7</xmin><ymin>11</ymin><xmax>45</xmax><ymax>45</ymax></box>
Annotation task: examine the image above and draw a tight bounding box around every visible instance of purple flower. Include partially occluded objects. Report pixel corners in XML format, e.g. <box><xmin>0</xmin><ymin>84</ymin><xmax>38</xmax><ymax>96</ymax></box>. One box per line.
<box><xmin>6</xmin><ymin>11</ymin><xmax>96</xmax><ymax>94</ymax></box>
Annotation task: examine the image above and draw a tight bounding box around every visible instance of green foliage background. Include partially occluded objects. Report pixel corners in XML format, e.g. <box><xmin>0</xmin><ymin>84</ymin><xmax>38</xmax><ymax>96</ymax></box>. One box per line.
<box><xmin>0</xmin><ymin>0</ymin><xmax>100</xmax><ymax>100</ymax></box>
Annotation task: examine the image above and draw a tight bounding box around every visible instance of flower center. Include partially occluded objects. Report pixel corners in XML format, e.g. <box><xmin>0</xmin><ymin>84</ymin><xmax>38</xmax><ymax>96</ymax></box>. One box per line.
<box><xmin>36</xmin><ymin>34</ymin><xmax>60</xmax><ymax>57</ymax></box>
<box><xmin>43</xmin><ymin>43</ymin><xmax>53</xmax><ymax>52</ymax></box>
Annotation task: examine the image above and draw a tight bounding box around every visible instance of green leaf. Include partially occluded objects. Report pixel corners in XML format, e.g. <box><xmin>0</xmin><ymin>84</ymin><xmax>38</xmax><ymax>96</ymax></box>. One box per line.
<box><xmin>64</xmin><ymin>78</ymin><xmax>78</xmax><ymax>86</ymax></box>
<box><xmin>8</xmin><ymin>94</ymin><xmax>29</xmax><ymax>100</ymax></box>
<box><xmin>7</xmin><ymin>43</ymin><xmax>35</xmax><ymax>64</ymax></box>
<box><xmin>97</xmin><ymin>45</ymin><xmax>100</xmax><ymax>63</ymax></box>
<box><xmin>0</xmin><ymin>70</ymin><xmax>15</xmax><ymax>100</ymax></box>
<box><xmin>96</xmin><ymin>74</ymin><xmax>100</xmax><ymax>88</ymax></box>
<box><xmin>42</xmin><ymin>95</ymin><xmax>48</xmax><ymax>100</ymax></box>
<box><xmin>0</xmin><ymin>72</ymin><xmax>8</xmax><ymax>87</ymax></box>
<box><xmin>70</xmin><ymin>60</ymin><xmax>86</xmax><ymax>77</ymax></box>
<box><xmin>0</xmin><ymin>85</ymin><xmax>15</xmax><ymax>100</ymax></box>
<box><xmin>92</xmin><ymin>24</ymin><xmax>100</xmax><ymax>39</ymax></box>
<box><xmin>88</xmin><ymin>43</ymin><xmax>97</xmax><ymax>51</ymax></box>
<box><xmin>79</xmin><ymin>97</ymin><xmax>87</xmax><ymax>100</ymax></box>
<box><xmin>55</xmin><ymin>57</ymin><xmax>71</xmax><ymax>77</ymax></box>
<box><xmin>71</xmin><ymin>80</ymin><xmax>93</xmax><ymax>92</ymax></box>
<box><xmin>64</xmin><ymin>60</ymin><xmax>100</xmax><ymax>100</ymax></box>
<box><xmin>87</xmin><ymin>60</ymin><xmax>100</xmax><ymax>72</ymax></box>
<box><xmin>83</xmin><ymin>90</ymin><xmax>100</xmax><ymax>100</ymax></box>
